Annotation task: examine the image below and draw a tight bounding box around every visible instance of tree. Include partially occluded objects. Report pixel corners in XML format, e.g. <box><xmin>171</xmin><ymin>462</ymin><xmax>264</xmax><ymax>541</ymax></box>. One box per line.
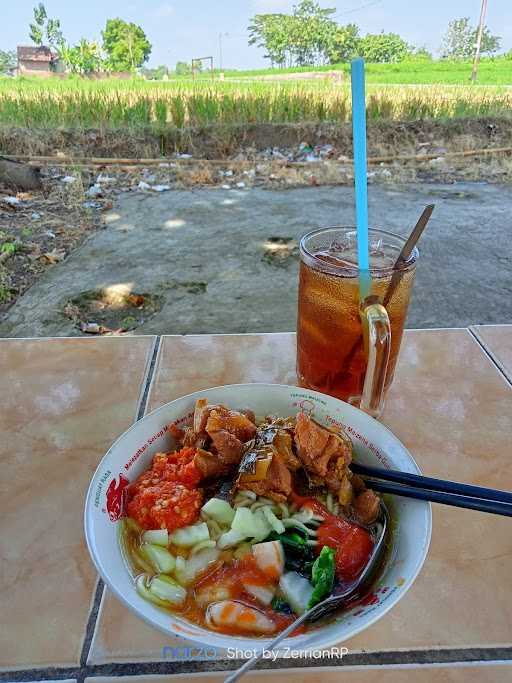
<box><xmin>102</xmin><ymin>18</ymin><xmax>152</xmax><ymax>71</ymax></box>
<box><xmin>142</xmin><ymin>64</ymin><xmax>169</xmax><ymax>80</ymax></box>
<box><xmin>325</xmin><ymin>23</ymin><xmax>360</xmax><ymax>63</ymax></box>
<box><xmin>410</xmin><ymin>46</ymin><xmax>432</xmax><ymax>60</ymax></box>
<box><xmin>60</xmin><ymin>39</ymin><xmax>103</xmax><ymax>75</ymax></box>
<box><xmin>0</xmin><ymin>50</ymin><xmax>17</xmax><ymax>74</ymax></box>
<box><xmin>29</xmin><ymin>3</ymin><xmax>63</xmax><ymax>49</ymax></box>
<box><xmin>441</xmin><ymin>17</ymin><xmax>501</xmax><ymax>59</ymax></box>
<box><xmin>358</xmin><ymin>32</ymin><xmax>410</xmax><ymax>63</ymax></box>
<box><xmin>290</xmin><ymin>0</ymin><xmax>337</xmax><ymax>66</ymax></box>
<box><xmin>248</xmin><ymin>14</ymin><xmax>292</xmax><ymax>67</ymax></box>
<box><xmin>248</xmin><ymin>0</ymin><xmax>337</xmax><ymax>67</ymax></box>
<box><xmin>175</xmin><ymin>61</ymin><xmax>192</xmax><ymax>76</ymax></box>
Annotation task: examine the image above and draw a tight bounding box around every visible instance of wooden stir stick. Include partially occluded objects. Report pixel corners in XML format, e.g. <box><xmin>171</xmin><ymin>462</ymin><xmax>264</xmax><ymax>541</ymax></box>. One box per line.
<box><xmin>383</xmin><ymin>203</ymin><xmax>435</xmax><ymax>307</ymax></box>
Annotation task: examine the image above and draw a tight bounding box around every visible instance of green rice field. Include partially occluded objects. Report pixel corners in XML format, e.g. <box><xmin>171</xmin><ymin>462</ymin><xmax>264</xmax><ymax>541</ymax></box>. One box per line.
<box><xmin>1</xmin><ymin>73</ymin><xmax>511</xmax><ymax>132</ymax></box>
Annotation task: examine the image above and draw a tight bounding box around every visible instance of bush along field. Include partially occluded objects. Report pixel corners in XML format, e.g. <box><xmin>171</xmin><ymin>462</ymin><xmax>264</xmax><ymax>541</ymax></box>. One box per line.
<box><xmin>1</xmin><ymin>76</ymin><xmax>512</xmax><ymax>132</ymax></box>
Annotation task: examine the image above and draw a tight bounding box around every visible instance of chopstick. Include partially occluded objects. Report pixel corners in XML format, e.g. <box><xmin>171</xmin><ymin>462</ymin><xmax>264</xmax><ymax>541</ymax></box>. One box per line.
<box><xmin>351</xmin><ymin>462</ymin><xmax>512</xmax><ymax>517</ymax></box>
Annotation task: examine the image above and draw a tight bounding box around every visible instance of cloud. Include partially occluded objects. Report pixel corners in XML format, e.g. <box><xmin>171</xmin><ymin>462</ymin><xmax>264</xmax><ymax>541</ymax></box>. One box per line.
<box><xmin>153</xmin><ymin>2</ymin><xmax>174</xmax><ymax>18</ymax></box>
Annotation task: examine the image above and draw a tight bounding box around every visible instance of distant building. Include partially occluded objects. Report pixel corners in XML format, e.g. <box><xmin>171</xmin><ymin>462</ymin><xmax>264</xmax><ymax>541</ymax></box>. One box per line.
<box><xmin>17</xmin><ymin>45</ymin><xmax>57</xmax><ymax>76</ymax></box>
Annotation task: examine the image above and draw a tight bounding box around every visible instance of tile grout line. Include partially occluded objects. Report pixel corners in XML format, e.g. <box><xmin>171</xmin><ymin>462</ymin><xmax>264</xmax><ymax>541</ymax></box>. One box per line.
<box><xmin>2</xmin><ymin>647</ymin><xmax>512</xmax><ymax>681</ymax></box>
<box><xmin>78</xmin><ymin>578</ymin><xmax>105</xmax><ymax>670</ymax></box>
<box><xmin>136</xmin><ymin>336</ymin><xmax>162</xmax><ymax>421</ymax></box>
<box><xmin>468</xmin><ymin>328</ymin><xmax>512</xmax><ymax>389</ymax></box>
<box><xmin>76</xmin><ymin>336</ymin><xmax>162</xmax><ymax>682</ymax></box>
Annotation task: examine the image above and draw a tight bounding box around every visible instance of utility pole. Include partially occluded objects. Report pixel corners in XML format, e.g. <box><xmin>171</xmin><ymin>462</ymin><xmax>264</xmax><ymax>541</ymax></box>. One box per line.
<box><xmin>219</xmin><ymin>32</ymin><xmax>228</xmax><ymax>71</ymax></box>
<box><xmin>471</xmin><ymin>0</ymin><xmax>488</xmax><ymax>83</ymax></box>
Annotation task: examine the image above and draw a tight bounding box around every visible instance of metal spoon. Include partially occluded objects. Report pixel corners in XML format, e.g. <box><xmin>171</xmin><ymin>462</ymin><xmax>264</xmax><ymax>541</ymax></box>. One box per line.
<box><xmin>224</xmin><ymin>502</ymin><xmax>389</xmax><ymax>683</ymax></box>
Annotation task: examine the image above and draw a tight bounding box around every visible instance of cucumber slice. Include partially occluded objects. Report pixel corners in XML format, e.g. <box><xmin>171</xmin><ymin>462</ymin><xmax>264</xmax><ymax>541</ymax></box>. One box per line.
<box><xmin>142</xmin><ymin>529</ymin><xmax>169</xmax><ymax>546</ymax></box>
<box><xmin>217</xmin><ymin>528</ymin><xmax>247</xmax><ymax>549</ymax></box>
<box><xmin>279</xmin><ymin>571</ymin><xmax>315</xmax><ymax>615</ymax></box>
<box><xmin>169</xmin><ymin>522</ymin><xmax>210</xmax><ymax>548</ymax></box>
<box><xmin>201</xmin><ymin>498</ymin><xmax>235</xmax><ymax>526</ymax></box>
<box><xmin>135</xmin><ymin>574</ymin><xmax>169</xmax><ymax>607</ymax></box>
<box><xmin>231</xmin><ymin>507</ymin><xmax>255</xmax><ymax>536</ymax></box>
<box><xmin>149</xmin><ymin>575</ymin><xmax>187</xmax><ymax>605</ymax></box>
<box><xmin>174</xmin><ymin>547</ymin><xmax>220</xmax><ymax>586</ymax></box>
<box><xmin>140</xmin><ymin>543</ymin><xmax>175</xmax><ymax>574</ymax></box>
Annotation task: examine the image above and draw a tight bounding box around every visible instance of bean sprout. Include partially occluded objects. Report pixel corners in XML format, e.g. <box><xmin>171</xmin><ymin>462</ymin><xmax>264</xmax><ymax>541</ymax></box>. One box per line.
<box><xmin>233</xmin><ymin>496</ymin><xmax>252</xmax><ymax>508</ymax></box>
<box><xmin>239</xmin><ymin>490</ymin><xmax>257</xmax><ymax>500</ymax></box>
<box><xmin>282</xmin><ymin>518</ymin><xmax>317</xmax><ymax>536</ymax></box>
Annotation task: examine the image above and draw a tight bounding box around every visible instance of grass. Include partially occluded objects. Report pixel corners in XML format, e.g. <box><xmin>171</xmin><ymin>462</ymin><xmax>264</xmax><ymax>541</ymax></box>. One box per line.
<box><xmin>1</xmin><ymin>75</ymin><xmax>511</xmax><ymax>133</ymax></box>
<box><xmin>220</xmin><ymin>58</ymin><xmax>512</xmax><ymax>86</ymax></box>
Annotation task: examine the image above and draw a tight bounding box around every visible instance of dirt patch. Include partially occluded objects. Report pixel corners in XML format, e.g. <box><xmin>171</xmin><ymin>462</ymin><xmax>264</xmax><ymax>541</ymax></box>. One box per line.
<box><xmin>262</xmin><ymin>236</ymin><xmax>299</xmax><ymax>267</ymax></box>
<box><xmin>0</xmin><ymin>174</ymin><xmax>108</xmax><ymax>315</ymax></box>
<box><xmin>1</xmin><ymin>117</ymin><xmax>510</xmax><ymax>159</ymax></box>
<box><xmin>63</xmin><ymin>287</ymin><xmax>162</xmax><ymax>334</ymax></box>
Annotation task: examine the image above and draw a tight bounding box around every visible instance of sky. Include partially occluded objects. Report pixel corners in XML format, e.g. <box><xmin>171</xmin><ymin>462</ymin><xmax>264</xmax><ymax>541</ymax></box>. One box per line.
<box><xmin>3</xmin><ymin>0</ymin><xmax>511</xmax><ymax>69</ymax></box>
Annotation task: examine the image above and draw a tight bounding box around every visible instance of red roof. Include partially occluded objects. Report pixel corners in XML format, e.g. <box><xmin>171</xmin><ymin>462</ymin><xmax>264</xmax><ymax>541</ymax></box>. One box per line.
<box><xmin>17</xmin><ymin>46</ymin><xmax>55</xmax><ymax>62</ymax></box>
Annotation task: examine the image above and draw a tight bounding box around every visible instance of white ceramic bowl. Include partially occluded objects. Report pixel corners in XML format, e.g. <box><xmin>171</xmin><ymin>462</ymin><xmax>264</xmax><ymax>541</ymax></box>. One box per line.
<box><xmin>85</xmin><ymin>383</ymin><xmax>431</xmax><ymax>652</ymax></box>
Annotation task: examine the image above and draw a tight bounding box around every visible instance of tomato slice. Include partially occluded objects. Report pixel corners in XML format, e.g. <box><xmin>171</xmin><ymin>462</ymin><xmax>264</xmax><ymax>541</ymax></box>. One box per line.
<box><xmin>317</xmin><ymin>517</ymin><xmax>373</xmax><ymax>581</ymax></box>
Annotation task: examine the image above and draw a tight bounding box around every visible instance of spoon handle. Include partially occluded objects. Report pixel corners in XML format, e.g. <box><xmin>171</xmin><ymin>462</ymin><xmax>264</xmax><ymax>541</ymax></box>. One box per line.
<box><xmin>223</xmin><ymin>610</ymin><xmax>312</xmax><ymax>683</ymax></box>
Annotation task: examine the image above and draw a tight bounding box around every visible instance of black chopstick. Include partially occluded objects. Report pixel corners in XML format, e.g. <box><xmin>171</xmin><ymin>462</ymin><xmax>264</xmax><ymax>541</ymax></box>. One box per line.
<box><xmin>351</xmin><ymin>462</ymin><xmax>512</xmax><ymax>505</ymax></box>
<box><xmin>362</xmin><ymin>479</ymin><xmax>512</xmax><ymax>517</ymax></box>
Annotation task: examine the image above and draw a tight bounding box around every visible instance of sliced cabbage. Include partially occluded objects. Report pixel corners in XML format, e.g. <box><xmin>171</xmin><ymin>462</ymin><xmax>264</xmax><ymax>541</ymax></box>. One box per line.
<box><xmin>140</xmin><ymin>543</ymin><xmax>175</xmax><ymax>574</ymax></box>
<box><xmin>169</xmin><ymin>522</ymin><xmax>210</xmax><ymax>548</ymax></box>
<box><xmin>142</xmin><ymin>529</ymin><xmax>169</xmax><ymax>546</ymax></box>
<box><xmin>252</xmin><ymin>510</ymin><xmax>272</xmax><ymax>541</ymax></box>
<box><xmin>231</xmin><ymin>507</ymin><xmax>271</xmax><ymax>542</ymax></box>
<box><xmin>201</xmin><ymin>498</ymin><xmax>235</xmax><ymax>526</ymax></box>
<box><xmin>261</xmin><ymin>506</ymin><xmax>285</xmax><ymax>534</ymax></box>
<box><xmin>279</xmin><ymin>571</ymin><xmax>315</xmax><ymax>615</ymax></box>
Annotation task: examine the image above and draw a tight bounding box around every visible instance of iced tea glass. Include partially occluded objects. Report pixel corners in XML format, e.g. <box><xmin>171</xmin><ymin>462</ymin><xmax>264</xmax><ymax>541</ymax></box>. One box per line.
<box><xmin>297</xmin><ymin>227</ymin><xmax>418</xmax><ymax>418</ymax></box>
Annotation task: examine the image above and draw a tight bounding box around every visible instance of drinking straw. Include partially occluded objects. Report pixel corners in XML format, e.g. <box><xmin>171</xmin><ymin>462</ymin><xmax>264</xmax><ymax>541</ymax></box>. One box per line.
<box><xmin>351</xmin><ymin>58</ymin><xmax>371</xmax><ymax>302</ymax></box>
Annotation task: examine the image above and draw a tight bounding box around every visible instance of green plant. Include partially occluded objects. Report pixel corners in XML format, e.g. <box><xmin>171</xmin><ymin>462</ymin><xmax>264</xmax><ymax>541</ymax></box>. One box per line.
<box><xmin>0</xmin><ymin>50</ymin><xmax>16</xmax><ymax>75</ymax></box>
<box><xmin>60</xmin><ymin>39</ymin><xmax>104</xmax><ymax>74</ymax></box>
<box><xmin>359</xmin><ymin>32</ymin><xmax>410</xmax><ymax>63</ymax></box>
<box><xmin>441</xmin><ymin>17</ymin><xmax>501</xmax><ymax>60</ymax></box>
<box><xmin>1</xmin><ymin>241</ymin><xmax>19</xmax><ymax>255</ymax></box>
<box><xmin>0</xmin><ymin>284</ymin><xmax>13</xmax><ymax>303</ymax></box>
<box><xmin>29</xmin><ymin>2</ymin><xmax>63</xmax><ymax>50</ymax></box>
<box><xmin>102</xmin><ymin>18</ymin><xmax>151</xmax><ymax>71</ymax></box>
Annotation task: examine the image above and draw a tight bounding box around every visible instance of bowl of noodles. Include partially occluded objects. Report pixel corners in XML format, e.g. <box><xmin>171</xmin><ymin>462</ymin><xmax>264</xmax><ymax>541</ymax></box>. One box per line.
<box><xmin>84</xmin><ymin>383</ymin><xmax>431</xmax><ymax>652</ymax></box>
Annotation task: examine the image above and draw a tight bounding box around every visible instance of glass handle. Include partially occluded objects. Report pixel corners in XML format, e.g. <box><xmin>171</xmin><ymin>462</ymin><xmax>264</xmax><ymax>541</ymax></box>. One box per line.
<box><xmin>360</xmin><ymin>302</ymin><xmax>391</xmax><ymax>418</ymax></box>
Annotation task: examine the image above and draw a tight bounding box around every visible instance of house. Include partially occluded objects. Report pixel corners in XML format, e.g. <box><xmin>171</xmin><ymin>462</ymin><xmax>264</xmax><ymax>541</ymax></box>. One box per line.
<box><xmin>17</xmin><ymin>45</ymin><xmax>57</xmax><ymax>76</ymax></box>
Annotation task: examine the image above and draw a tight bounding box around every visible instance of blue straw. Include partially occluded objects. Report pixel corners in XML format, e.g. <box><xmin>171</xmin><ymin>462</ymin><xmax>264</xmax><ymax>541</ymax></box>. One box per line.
<box><xmin>351</xmin><ymin>58</ymin><xmax>370</xmax><ymax>301</ymax></box>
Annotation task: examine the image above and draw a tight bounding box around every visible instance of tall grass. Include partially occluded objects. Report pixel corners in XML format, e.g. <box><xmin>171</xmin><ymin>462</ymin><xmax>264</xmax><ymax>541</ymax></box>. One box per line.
<box><xmin>220</xmin><ymin>58</ymin><xmax>512</xmax><ymax>86</ymax></box>
<box><xmin>0</xmin><ymin>77</ymin><xmax>511</xmax><ymax>131</ymax></box>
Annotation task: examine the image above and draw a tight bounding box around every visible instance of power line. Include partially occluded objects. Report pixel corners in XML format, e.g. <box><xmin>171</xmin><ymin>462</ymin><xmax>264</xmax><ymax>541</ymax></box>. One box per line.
<box><xmin>333</xmin><ymin>0</ymin><xmax>384</xmax><ymax>19</ymax></box>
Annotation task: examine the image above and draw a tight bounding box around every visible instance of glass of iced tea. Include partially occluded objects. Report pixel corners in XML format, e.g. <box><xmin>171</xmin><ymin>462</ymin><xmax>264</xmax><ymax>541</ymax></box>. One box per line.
<box><xmin>297</xmin><ymin>227</ymin><xmax>418</xmax><ymax>418</ymax></box>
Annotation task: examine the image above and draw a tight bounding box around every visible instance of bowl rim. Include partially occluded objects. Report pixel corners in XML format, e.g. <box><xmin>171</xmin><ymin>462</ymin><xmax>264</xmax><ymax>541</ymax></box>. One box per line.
<box><xmin>84</xmin><ymin>382</ymin><xmax>432</xmax><ymax>652</ymax></box>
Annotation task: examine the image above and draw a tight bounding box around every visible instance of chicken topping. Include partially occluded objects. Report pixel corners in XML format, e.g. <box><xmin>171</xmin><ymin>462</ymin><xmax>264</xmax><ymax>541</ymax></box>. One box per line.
<box><xmin>294</xmin><ymin>412</ymin><xmax>354</xmax><ymax>506</ymax></box>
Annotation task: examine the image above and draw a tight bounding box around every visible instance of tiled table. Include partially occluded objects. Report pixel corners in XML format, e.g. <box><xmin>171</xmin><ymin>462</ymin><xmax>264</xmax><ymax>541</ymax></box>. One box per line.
<box><xmin>1</xmin><ymin>328</ymin><xmax>511</xmax><ymax>683</ymax></box>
